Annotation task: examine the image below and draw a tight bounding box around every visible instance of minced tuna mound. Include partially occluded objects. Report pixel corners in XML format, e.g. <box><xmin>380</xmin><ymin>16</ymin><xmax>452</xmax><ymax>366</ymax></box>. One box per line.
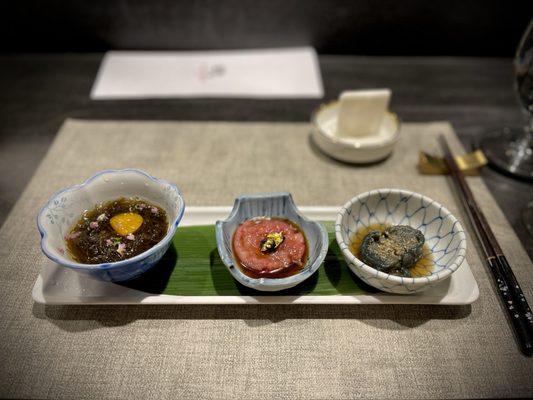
<box><xmin>233</xmin><ymin>218</ymin><xmax>306</xmax><ymax>275</ymax></box>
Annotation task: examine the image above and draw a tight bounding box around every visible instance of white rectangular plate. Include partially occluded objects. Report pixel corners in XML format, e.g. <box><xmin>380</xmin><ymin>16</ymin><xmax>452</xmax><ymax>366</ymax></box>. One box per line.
<box><xmin>32</xmin><ymin>207</ymin><xmax>479</xmax><ymax>305</ymax></box>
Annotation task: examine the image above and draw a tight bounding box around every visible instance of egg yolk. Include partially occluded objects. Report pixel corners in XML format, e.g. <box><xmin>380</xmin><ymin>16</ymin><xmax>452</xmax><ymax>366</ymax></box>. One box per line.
<box><xmin>110</xmin><ymin>213</ymin><xmax>143</xmax><ymax>236</ymax></box>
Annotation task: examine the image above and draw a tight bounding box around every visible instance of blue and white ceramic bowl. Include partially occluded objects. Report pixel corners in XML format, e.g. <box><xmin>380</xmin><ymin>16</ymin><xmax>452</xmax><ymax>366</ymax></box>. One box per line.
<box><xmin>215</xmin><ymin>192</ymin><xmax>329</xmax><ymax>292</ymax></box>
<box><xmin>336</xmin><ymin>189</ymin><xmax>467</xmax><ymax>294</ymax></box>
<box><xmin>37</xmin><ymin>169</ymin><xmax>185</xmax><ymax>282</ymax></box>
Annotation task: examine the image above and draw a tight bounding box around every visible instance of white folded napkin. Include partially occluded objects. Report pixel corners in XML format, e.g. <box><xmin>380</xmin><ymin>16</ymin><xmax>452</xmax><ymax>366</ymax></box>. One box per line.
<box><xmin>91</xmin><ymin>48</ymin><xmax>324</xmax><ymax>99</ymax></box>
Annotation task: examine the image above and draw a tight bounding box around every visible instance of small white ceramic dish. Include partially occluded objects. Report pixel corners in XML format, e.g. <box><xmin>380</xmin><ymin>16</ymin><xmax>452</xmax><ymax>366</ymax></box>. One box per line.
<box><xmin>37</xmin><ymin>169</ymin><xmax>185</xmax><ymax>282</ymax></box>
<box><xmin>336</xmin><ymin>189</ymin><xmax>467</xmax><ymax>294</ymax></box>
<box><xmin>311</xmin><ymin>101</ymin><xmax>400</xmax><ymax>163</ymax></box>
<box><xmin>215</xmin><ymin>193</ymin><xmax>329</xmax><ymax>292</ymax></box>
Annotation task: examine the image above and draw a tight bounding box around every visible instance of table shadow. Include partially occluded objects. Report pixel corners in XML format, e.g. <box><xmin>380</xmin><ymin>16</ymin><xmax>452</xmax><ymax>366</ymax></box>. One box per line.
<box><xmin>116</xmin><ymin>244</ymin><xmax>178</xmax><ymax>294</ymax></box>
<box><xmin>32</xmin><ymin>301</ymin><xmax>471</xmax><ymax>333</ymax></box>
<box><xmin>323</xmin><ymin>239</ymin><xmax>380</xmax><ymax>294</ymax></box>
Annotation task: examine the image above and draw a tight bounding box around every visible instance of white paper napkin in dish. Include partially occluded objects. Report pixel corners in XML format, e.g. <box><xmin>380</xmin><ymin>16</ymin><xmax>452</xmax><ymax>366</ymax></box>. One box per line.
<box><xmin>90</xmin><ymin>47</ymin><xmax>324</xmax><ymax>99</ymax></box>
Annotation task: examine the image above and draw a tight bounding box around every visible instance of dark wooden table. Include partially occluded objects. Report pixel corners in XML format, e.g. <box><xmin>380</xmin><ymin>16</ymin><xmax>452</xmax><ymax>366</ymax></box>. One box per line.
<box><xmin>1</xmin><ymin>54</ymin><xmax>531</xmax><ymax>259</ymax></box>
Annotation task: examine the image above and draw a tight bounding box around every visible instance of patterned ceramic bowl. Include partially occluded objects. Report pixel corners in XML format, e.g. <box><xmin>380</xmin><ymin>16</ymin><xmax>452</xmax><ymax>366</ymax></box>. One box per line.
<box><xmin>335</xmin><ymin>189</ymin><xmax>467</xmax><ymax>294</ymax></box>
<box><xmin>37</xmin><ymin>169</ymin><xmax>185</xmax><ymax>282</ymax></box>
<box><xmin>215</xmin><ymin>192</ymin><xmax>329</xmax><ymax>291</ymax></box>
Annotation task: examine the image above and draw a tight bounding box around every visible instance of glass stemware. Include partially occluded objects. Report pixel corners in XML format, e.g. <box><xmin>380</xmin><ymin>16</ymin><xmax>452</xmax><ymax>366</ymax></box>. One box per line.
<box><xmin>480</xmin><ymin>19</ymin><xmax>533</xmax><ymax>180</ymax></box>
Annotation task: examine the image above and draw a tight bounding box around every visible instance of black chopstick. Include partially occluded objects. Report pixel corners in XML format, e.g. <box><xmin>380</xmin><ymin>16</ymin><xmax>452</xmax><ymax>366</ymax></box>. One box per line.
<box><xmin>439</xmin><ymin>135</ymin><xmax>533</xmax><ymax>356</ymax></box>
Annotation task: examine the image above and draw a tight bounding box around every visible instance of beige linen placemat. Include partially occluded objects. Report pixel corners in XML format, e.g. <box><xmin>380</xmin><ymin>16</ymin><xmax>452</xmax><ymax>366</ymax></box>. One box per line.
<box><xmin>0</xmin><ymin>119</ymin><xmax>532</xmax><ymax>399</ymax></box>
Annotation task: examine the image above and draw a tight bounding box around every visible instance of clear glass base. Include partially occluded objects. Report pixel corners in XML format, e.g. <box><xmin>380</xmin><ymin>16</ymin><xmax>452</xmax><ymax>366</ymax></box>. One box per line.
<box><xmin>480</xmin><ymin>127</ymin><xmax>533</xmax><ymax>181</ymax></box>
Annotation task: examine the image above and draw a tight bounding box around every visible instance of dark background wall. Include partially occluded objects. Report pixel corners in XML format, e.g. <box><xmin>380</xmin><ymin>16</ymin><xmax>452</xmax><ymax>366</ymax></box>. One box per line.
<box><xmin>2</xmin><ymin>0</ymin><xmax>532</xmax><ymax>56</ymax></box>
